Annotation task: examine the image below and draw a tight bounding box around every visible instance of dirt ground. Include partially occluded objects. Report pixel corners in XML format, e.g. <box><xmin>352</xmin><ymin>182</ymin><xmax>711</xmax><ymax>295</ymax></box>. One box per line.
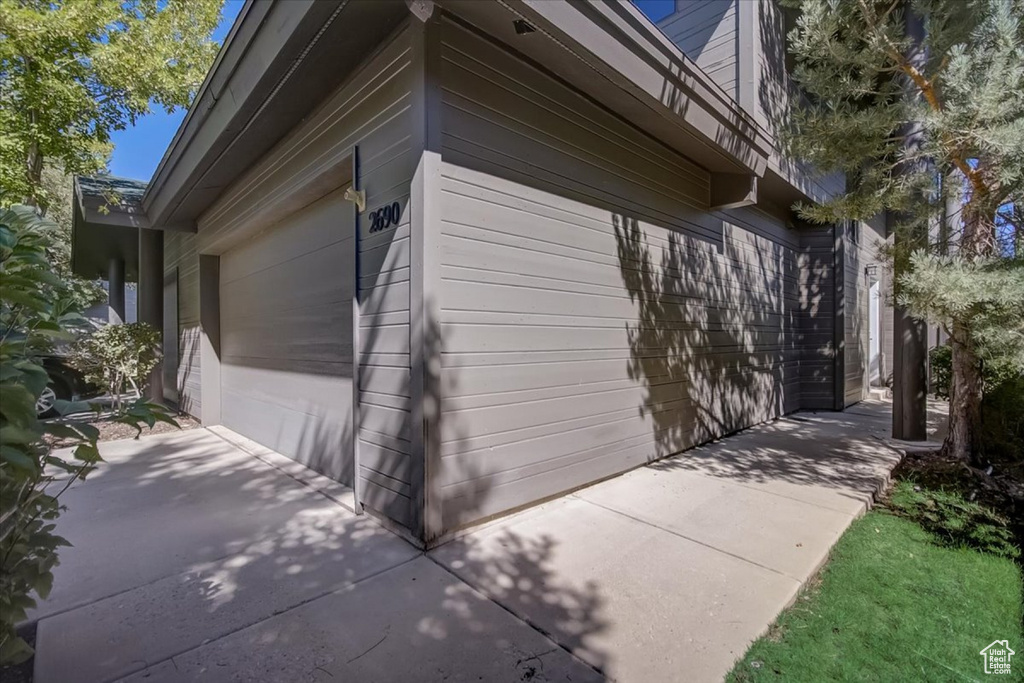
<box><xmin>45</xmin><ymin>413</ymin><xmax>200</xmax><ymax>448</ymax></box>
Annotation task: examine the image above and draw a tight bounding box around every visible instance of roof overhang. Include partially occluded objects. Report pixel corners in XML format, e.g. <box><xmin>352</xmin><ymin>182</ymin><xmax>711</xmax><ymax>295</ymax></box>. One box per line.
<box><xmin>71</xmin><ymin>176</ymin><xmax>150</xmax><ymax>281</ymax></box>
<box><xmin>71</xmin><ymin>174</ymin><xmax>201</xmax><ymax>281</ymax></box>
<box><xmin>141</xmin><ymin>0</ymin><xmax>410</xmax><ymax>230</ymax></box>
<box><xmin>441</xmin><ymin>0</ymin><xmax>770</xmax><ymax>182</ymax></box>
<box><xmin>127</xmin><ymin>0</ymin><xmax>774</xmax><ymax>232</ymax></box>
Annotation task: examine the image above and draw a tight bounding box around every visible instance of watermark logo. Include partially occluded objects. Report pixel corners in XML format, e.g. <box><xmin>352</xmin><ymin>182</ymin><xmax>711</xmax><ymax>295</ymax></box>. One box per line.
<box><xmin>980</xmin><ymin>640</ymin><xmax>1015</xmax><ymax>675</ymax></box>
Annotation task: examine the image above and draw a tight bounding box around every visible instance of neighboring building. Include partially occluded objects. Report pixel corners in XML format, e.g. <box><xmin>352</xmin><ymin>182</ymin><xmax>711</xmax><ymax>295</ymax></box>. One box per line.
<box><xmin>73</xmin><ymin>0</ymin><xmax>891</xmax><ymax>545</ymax></box>
<box><xmin>73</xmin><ymin>175</ymin><xmax>146</xmax><ymax>325</ymax></box>
<box><xmin>82</xmin><ymin>283</ymin><xmax>138</xmax><ymax>325</ymax></box>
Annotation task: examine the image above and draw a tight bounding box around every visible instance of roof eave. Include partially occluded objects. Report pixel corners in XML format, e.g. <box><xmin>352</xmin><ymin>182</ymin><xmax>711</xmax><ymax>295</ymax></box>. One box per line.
<box><xmin>442</xmin><ymin>0</ymin><xmax>770</xmax><ymax>179</ymax></box>
<box><xmin>141</xmin><ymin>0</ymin><xmax>410</xmax><ymax>230</ymax></box>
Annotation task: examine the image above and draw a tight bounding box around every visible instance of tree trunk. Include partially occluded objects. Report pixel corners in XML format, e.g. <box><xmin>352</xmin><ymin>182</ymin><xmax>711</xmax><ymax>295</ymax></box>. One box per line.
<box><xmin>24</xmin><ymin>141</ymin><xmax>43</xmax><ymax>208</ymax></box>
<box><xmin>22</xmin><ymin>54</ymin><xmax>43</xmax><ymax>207</ymax></box>
<box><xmin>941</xmin><ymin>320</ymin><xmax>984</xmax><ymax>466</ymax></box>
<box><xmin>939</xmin><ymin>192</ymin><xmax>994</xmax><ymax>466</ymax></box>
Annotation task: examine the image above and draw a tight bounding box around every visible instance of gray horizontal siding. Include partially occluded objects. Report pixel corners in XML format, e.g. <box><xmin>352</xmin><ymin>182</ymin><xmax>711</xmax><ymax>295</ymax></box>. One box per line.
<box><xmin>350</xmin><ymin>30</ymin><xmax>416</xmax><ymax>528</ymax></box>
<box><xmin>164</xmin><ymin>232</ymin><xmax>201</xmax><ymax>418</ymax></box>
<box><xmin>797</xmin><ymin>225</ymin><xmax>835</xmax><ymax>410</ymax></box>
<box><xmin>436</xmin><ymin>18</ymin><xmax>803</xmax><ymax>532</ymax></box>
<box><xmin>196</xmin><ymin>26</ymin><xmax>416</xmax><ymax>530</ymax></box>
<box><xmin>751</xmin><ymin>0</ymin><xmax>845</xmax><ymax>203</ymax></box>
<box><xmin>359</xmin><ymin>206</ymin><xmax>414</xmax><ymax>528</ymax></box>
<box><xmin>220</xmin><ymin>189</ymin><xmax>356</xmax><ymax>484</ymax></box>
<box><xmin>657</xmin><ymin>0</ymin><xmax>738</xmax><ymax>98</ymax></box>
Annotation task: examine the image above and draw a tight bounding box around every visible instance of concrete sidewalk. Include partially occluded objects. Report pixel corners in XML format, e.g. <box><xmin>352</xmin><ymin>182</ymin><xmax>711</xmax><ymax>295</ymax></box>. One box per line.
<box><xmin>431</xmin><ymin>399</ymin><xmax>900</xmax><ymax>682</ymax></box>
<box><xmin>31</xmin><ymin>400</ymin><xmax>902</xmax><ymax>683</ymax></box>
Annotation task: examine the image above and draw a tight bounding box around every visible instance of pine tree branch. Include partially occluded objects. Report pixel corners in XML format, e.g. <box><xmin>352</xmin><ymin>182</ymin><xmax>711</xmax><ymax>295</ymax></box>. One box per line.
<box><xmin>857</xmin><ymin>1</ymin><xmax>990</xmax><ymax>203</ymax></box>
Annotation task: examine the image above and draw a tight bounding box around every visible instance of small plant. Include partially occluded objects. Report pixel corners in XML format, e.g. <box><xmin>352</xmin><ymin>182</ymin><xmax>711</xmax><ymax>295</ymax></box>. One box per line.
<box><xmin>69</xmin><ymin>322</ymin><xmax>162</xmax><ymax>414</ymax></box>
<box><xmin>886</xmin><ymin>481</ymin><xmax>1019</xmax><ymax>560</ymax></box>
<box><xmin>1</xmin><ymin>206</ymin><xmax>176</xmax><ymax>663</ymax></box>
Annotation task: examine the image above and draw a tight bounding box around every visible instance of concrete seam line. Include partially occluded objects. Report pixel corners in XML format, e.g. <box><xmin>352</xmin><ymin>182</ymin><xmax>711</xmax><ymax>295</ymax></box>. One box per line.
<box><xmin>28</xmin><ymin>537</ymin><xmax>286</xmax><ymax>627</ymax></box>
<box><xmin>663</xmin><ymin>468</ymin><xmax>867</xmax><ymax>516</ymax></box>
<box><xmin>102</xmin><ymin>554</ymin><xmax>424</xmax><ymax>683</ymax></box>
<box><xmin>205</xmin><ymin>427</ymin><xmax>357</xmax><ymax>515</ymax></box>
<box><xmin>573</xmin><ymin>496</ymin><xmax>802</xmax><ymax>583</ymax></box>
<box><xmin>422</xmin><ymin>553</ymin><xmax>608</xmax><ymax>680</ymax></box>
<box><xmin>31</xmin><ymin>511</ymin><xmax>414</xmax><ymax>628</ymax></box>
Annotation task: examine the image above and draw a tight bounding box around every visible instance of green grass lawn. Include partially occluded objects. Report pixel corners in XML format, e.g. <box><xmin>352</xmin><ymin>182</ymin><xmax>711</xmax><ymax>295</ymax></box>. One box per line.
<box><xmin>728</xmin><ymin>511</ymin><xmax>1023</xmax><ymax>682</ymax></box>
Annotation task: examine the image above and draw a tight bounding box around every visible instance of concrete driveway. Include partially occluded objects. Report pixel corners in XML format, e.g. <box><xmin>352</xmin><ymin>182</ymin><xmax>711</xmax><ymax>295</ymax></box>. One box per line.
<box><xmin>33</xmin><ymin>429</ymin><xmax>597</xmax><ymax>683</ymax></box>
<box><xmin>32</xmin><ymin>400</ymin><xmax>902</xmax><ymax>683</ymax></box>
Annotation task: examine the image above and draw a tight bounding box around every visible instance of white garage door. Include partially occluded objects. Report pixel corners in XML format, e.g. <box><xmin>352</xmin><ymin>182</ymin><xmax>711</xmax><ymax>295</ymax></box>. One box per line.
<box><xmin>219</xmin><ymin>187</ymin><xmax>355</xmax><ymax>484</ymax></box>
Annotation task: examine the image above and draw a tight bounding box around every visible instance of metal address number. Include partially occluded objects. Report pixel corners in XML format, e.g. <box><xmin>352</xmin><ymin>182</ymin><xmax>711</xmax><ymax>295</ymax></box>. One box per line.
<box><xmin>368</xmin><ymin>201</ymin><xmax>401</xmax><ymax>233</ymax></box>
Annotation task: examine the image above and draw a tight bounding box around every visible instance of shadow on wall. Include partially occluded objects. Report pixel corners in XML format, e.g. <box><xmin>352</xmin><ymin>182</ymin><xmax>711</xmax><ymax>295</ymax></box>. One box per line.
<box><xmin>799</xmin><ymin>226</ymin><xmax>836</xmax><ymax>406</ymax></box>
<box><xmin>649</xmin><ymin>0</ymin><xmax>753</xmax><ymax>162</ymax></box>
<box><xmin>658</xmin><ymin>56</ymin><xmax>754</xmax><ymax>165</ymax></box>
<box><xmin>757</xmin><ymin>0</ymin><xmax>790</xmax><ymax>145</ymax></box>
<box><xmin>420</xmin><ymin>307</ymin><xmax>611</xmax><ymax>676</ymax></box>
<box><xmin>176</xmin><ymin>326</ymin><xmax>200</xmax><ymax>417</ymax></box>
<box><xmin>613</xmin><ymin>213</ymin><xmax>794</xmax><ymax>459</ymax></box>
<box><xmin>756</xmin><ymin>0</ymin><xmax>848</xmax><ymax>200</ymax></box>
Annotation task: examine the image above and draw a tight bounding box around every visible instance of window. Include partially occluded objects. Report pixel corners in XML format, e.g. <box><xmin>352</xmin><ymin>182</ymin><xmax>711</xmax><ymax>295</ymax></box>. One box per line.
<box><xmin>631</xmin><ymin>0</ymin><xmax>676</xmax><ymax>25</ymax></box>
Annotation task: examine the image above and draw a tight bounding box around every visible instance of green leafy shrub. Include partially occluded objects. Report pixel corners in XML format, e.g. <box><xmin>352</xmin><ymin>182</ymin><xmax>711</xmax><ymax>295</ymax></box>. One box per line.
<box><xmin>981</xmin><ymin>373</ymin><xmax>1024</xmax><ymax>462</ymax></box>
<box><xmin>69</xmin><ymin>322</ymin><xmax>162</xmax><ymax>414</ymax></box>
<box><xmin>887</xmin><ymin>481</ymin><xmax>1019</xmax><ymax>560</ymax></box>
<box><xmin>0</xmin><ymin>206</ymin><xmax>176</xmax><ymax>663</ymax></box>
<box><xmin>929</xmin><ymin>346</ymin><xmax>953</xmax><ymax>400</ymax></box>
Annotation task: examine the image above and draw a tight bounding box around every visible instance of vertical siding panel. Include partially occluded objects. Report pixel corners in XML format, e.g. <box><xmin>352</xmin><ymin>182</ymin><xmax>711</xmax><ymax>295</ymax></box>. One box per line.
<box><xmin>164</xmin><ymin>231</ymin><xmax>201</xmax><ymax>418</ymax></box>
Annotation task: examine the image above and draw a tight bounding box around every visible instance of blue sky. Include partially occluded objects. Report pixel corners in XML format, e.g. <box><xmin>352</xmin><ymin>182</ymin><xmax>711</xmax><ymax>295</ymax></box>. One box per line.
<box><xmin>109</xmin><ymin>0</ymin><xmax>676</xmax><ymax>182</ymax></box>
<box><xmin>632</xmin><ymin>0</ymin><xmax>675</xmax><ymax>23</ymax></box>
<box><xmin>107</xmin><ymin>1</ymin><xmax>245</xmax><ymax>181</ymax></box>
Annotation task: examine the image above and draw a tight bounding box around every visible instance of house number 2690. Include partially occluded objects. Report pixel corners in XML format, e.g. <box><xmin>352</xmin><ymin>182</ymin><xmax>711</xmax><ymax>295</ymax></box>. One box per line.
<box><xmin>368</xmin><ymin>201</ymin><xmax>401</xmax><ymax>233</ymax></box>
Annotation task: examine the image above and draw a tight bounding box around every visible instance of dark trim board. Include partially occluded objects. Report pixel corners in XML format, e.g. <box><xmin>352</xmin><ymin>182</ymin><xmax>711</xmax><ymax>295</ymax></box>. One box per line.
<box><xmin>351</xmin><ymin>148</ymin><xmax>363</xmax><ymax>514</ymax></box>
<box><xmin>162</xmin><ymin>268</ymin><xmax>179</xmax><ymax>405</ymax></box>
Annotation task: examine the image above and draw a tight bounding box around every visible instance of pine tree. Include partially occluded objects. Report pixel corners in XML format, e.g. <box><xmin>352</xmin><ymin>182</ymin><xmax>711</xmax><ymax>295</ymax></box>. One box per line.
<box><xmin>783</xmin><ymin>0</ymin><xmax>1024</xmax><ymax>465</ymax></box>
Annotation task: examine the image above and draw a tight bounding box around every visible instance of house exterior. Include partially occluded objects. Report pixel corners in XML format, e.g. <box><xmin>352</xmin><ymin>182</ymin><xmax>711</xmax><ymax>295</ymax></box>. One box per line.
<box><xmin>73</xmin><ymin>0</ymin><xmax>892</xmax><ymax>545</ymax></box>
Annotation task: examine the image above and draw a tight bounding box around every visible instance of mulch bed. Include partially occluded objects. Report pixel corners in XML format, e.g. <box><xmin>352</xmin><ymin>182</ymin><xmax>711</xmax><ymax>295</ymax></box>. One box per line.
<box><xmin>893</xmin><ymin>447</ymin><xmax>1024</xmax><ymax>547</ymax></box>
<box><xmin>44</xmin><ymin>413</ymin><xmax>200</xmax><ymax>448</ymax></box>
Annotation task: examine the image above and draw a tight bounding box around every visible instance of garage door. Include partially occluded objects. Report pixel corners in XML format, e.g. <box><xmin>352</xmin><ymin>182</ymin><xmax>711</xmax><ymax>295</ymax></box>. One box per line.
<box><xmin>219</xmin><ymin>187</ymin><xmax>355</xmax><ymax>484</ymax></box>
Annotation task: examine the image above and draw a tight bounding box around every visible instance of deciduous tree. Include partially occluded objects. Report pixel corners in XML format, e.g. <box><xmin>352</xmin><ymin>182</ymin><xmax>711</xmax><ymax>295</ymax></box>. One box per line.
<box><xmin>0</xmin><ymin>0</ymin><xmax>223</xmax><ymax>206</ymax></box>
